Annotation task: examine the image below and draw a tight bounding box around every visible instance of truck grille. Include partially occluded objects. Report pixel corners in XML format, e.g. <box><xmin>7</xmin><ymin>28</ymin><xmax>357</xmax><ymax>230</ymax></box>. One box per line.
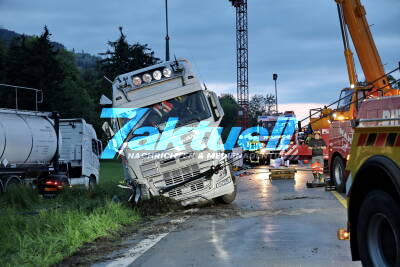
<box><xmin>163</xmin><ymin>164</ymin><xmax>200</xmax><ymax>186</ymax></box>
<box><xmin>168</xmin><ymin>188</ymin><xmax>183</xmax><ymax>198</ymax></box>
<box><xmin>190</xmin><ymin>180</ymin><xmax>204</xmax><ymax>192</ymax></box>
<box><xmin>167</xmin><ymin>179</ymin><xmax>206</xmax><ymax>198</ymax></box>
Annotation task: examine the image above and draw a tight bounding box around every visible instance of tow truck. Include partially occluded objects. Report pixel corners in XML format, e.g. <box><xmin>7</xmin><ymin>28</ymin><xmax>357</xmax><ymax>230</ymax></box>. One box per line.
<box><xmin>298</xmin><ymin>0</ymin><xmax>400</xmax><ymax>192</ymax></box>
<box><xmin>339</xmin><ymin>94</ymin><xmax>400</xmax><ymax>266</ymax></box>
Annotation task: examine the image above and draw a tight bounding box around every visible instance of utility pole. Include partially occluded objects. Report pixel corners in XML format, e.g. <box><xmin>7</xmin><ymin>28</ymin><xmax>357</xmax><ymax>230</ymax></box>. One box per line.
<box><xmin>165</xmin><ymin>0</ymin><xmax>170</xmax><ymax>61</ymax></box>
<box><xmin>273</xmin><ymin>73</ymin><xmax>278</xmax><ymax>113</ymax></box>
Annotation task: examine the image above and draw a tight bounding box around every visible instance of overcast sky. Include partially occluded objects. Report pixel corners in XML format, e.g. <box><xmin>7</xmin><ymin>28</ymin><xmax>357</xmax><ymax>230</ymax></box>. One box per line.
<box><xmin>1</xmin><ymin>0</ymin><xmax>399</xmax><ymax>118</ymax></box>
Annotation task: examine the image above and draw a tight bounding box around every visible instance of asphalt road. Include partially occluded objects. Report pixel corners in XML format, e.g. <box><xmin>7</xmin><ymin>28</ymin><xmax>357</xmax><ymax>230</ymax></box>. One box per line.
<box><xmin>93</xmin><ymin>166</ymin><xmax>362</xmax><ymax>267</ymax></box>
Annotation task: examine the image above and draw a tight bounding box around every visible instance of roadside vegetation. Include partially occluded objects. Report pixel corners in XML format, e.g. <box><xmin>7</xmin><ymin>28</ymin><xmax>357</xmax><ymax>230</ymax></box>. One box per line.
<box><xmin>0</xmin><ymin>161</ymin><xmax>140</xmax><ymax>267</ymax></box>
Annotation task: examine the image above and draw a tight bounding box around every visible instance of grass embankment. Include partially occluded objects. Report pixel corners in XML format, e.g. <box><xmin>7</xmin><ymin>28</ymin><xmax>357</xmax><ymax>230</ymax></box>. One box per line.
<box><xmin>0</xmin><ymin>160</ymin><xmax>140</xmax><ymax>267</ymax></box>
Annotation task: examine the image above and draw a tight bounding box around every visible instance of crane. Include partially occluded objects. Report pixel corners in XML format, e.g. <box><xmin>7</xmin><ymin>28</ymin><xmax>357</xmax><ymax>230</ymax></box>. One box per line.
<box><xmin>335</xmin><ymin>0</ymin><xmax>399</xmax><ymax>117</ymax></box>
<box><xmin>327</xmin><ymin>0</ymin><xmax>400</xmax><ymax>192</ymax></box>
<box><xmin>337</xmin><ymin>0</ymin><xmax>397</xmax><ymax>96</ymax></box>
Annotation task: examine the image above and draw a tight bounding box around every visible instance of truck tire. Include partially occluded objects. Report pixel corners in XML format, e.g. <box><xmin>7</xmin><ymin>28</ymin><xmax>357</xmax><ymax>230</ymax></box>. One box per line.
<box><xmin>88</xmin><ymin>176</ymin><xmax>97</xmax><ymax>191</ymax></box>
<box><xmin>60</xmin><ymin>177</ymin><xmax>70</xmax><ymax>188</ymax></box>
<box><xmin>332</xmin><ymin>156</ymin><xmax>345</xmax><ymax>193</ymax></box>
<box><xmin>357</xmin><ymin>190</ymin><xmax>400</xmax><ymax>267</ymax></box>
<box><xmin>216</xmin><ymin>176</ymin><xmax>237</xmax><ymax>204</ymax></box>
<box><xmin>259</xmin><ymin>155</ymin><xmax>271</xmax><ymax>166</ymax></box>
<box><xmin>249</xmin><ymin>152</ymin><xmax>258</xmax><ymax>165</ymax></box>
<box><xmin>5</xmin><ymin>176</ymin><xmax>22</xmax><ymax>192</ymax></box>
<box><xmin>259</xmin><ymin>155</ymin><xmax>265</xmax><ymax>166</ymax></box>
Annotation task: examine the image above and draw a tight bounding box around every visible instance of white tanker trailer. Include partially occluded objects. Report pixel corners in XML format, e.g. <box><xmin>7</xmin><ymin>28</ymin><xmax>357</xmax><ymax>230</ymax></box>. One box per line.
<box><xmin>0</xmin><ymin>109</ymin><xmax>101</xmax><ymax>193</ymax></box>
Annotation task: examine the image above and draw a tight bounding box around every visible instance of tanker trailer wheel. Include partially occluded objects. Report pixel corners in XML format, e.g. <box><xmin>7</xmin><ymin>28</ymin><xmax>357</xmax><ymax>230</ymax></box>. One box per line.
<box><xmin>60</xmin><ymin>177</ymin><xmax>70</xmax><ymax>189</ymax></box>
<box><xmin>357</xmin><ymin>190</ymin><xmax>400</xmax><ymax>267</ymax></box>
<box><xmin>5</xmin><ymin>176</ymin><xmax>22</xmax><ymax>192</ymax></box>
<box><xmin>0</xmin><ymin>179</ymin><xmax>4</xmax><ymax>193</ymax></box>
<box><xmin>332</xmin><ymin>156</ymin><xmax>345</xmax><ymax>193</ymax></box>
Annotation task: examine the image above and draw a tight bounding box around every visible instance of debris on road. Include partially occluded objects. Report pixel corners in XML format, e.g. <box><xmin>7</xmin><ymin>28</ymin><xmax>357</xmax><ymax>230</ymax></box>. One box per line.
<box><xmin>282</xmin><ymin>195</ymin><xmax>323</xmax><ymax>201</ymax></box>
<box><xmin>269</xmin><ymin>168</ymin><xmax>297</xmax><ymax>180</ymax></box>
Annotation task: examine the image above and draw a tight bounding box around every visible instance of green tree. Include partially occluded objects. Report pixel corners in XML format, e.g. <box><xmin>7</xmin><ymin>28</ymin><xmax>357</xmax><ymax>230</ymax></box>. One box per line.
<box><xmin>100</xmin><ymin>26</ymin><xmax>160</xmax><ymax>80</ymax></box>
<box><xmin>0</xmin><ymin>40</ymin><xmax>6</xmax><ymax>83</ymax></box>
<box><xmin>219</xmin><ymin>94</ymin><xmax>239</xmax><ymax>142</ymax></box>
<box><xmin>5</xmin><ymin>27</ymin><xmax>63</xmax><ymax>110</ymax></box>
<box><xmin>55</xmin><ymin>49</ymin><xmax>97</xmax><ymax>122</ymax></box>
<box><xmin>3</xmin><ymin>26</ymin><xmax>97</xmax><ymax>124</ymax></box>
<box><xmin>265</xmin><ymin>94</ymin><xmax>276</xmax><ymax>115</ymax></box>
<box><xmin>249</xmin><ymin>94</ymin><xmax>268</xmax><ymax>125</ymax></box>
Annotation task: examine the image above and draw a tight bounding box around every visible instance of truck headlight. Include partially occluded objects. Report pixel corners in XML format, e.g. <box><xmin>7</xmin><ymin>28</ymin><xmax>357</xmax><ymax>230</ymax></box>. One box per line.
<box><xmin>143</xmin><ymin>73</ymin><xmax>152</xmax><ymax>83</ymax></box>
<box><xmin>163</xmin><ymin>67</ymin><xmax>172</xmax><ymax>78</ymax></box>
<box><xmin>153</xmin><ymin>70</ymin><xmax>162</xmax><ymax>81</ymax></box>
<box><xmin>132</xmin><ymin>76</ymin><xmax>142</xmax><ymax>86</ymax></box>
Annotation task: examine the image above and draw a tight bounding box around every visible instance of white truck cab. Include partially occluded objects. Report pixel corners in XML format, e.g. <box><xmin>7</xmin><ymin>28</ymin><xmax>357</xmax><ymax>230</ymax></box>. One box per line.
<box><xmin>109</xmin><ymin>59</ymin><xmax>236</xmax><ymax>205</ymax></box>
<box><xmin>59</xmin><ymin>119</ymin><xmax>101</xmax><ymax>187</ymax></box>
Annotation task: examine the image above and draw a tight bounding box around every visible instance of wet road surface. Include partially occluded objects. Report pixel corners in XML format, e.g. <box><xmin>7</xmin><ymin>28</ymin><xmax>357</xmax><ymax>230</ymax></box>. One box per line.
<box><xmin>93</xmin><ymin>166</ymin><xmax>361</xmax><ymax>267</ymax></box>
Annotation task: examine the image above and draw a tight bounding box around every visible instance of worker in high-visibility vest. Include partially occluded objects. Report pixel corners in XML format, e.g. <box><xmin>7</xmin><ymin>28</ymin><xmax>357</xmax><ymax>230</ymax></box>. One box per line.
<box><xmin>309</xmin><ymin>131</ymin><xmax>326</xmax><ymax>183</ymax></box>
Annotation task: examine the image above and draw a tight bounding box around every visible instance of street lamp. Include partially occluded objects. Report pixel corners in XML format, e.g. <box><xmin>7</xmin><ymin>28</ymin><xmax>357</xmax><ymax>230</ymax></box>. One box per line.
<box><xmin>273</xmin><ymin>73</ymin><xmax>278</xmax><ymax>113</ymax></box>
<box><xmin>165</xmin><ymin>0</ymin><xmax>170</xmax><ymax>61</ymax></box>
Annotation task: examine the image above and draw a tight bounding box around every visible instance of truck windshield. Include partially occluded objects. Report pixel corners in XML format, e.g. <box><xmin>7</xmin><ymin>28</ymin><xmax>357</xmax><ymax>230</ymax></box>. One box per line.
<box><xmin>337</xmin><ymin>89</ymin><xmax>353</xmax><ymax>110</ymax></box>
<box><xmin>119</xmin><ymin>91</ymin><xmax>211</xmax><ymax>132</ymax></box>
<box><xmin>261</xmin><ymin>121</ymin><xmax>277</xmax><ymax>134</ymax></box>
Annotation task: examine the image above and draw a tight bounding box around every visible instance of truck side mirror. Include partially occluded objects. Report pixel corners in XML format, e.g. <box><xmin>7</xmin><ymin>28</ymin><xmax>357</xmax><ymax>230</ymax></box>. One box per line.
<box><xmin>208</xmin><ymin>93</ymin><xmax>221</xmax><ymax>121</ymax></box>
<box><xmin>350</xmin><ymin>119</ymin><xmax>359</xmax><ymax>128</ymax></box>
<box><xmin>100</xmin><ymin>95</ymin><xmax>112</xmax><ymax>106</ymax></box>
<box><xmin>102</xmin><ymin>122</ymin><xmax>115</xmax><ymax>139</ymax></box>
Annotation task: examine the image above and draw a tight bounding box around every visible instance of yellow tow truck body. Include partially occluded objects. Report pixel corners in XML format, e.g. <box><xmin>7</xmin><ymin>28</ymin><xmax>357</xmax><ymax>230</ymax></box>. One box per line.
<box><xmin>344</xmin><ymin>117</ymin><xmax>400</xmax><ymax>265</ymax></box>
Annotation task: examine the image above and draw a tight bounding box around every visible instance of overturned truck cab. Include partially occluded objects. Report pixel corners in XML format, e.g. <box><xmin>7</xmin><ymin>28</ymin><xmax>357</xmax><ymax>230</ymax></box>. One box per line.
<box><xmin>106</xmin><ymin>59</ymin><xmax>237</xmax><ymax>206</ymax></box>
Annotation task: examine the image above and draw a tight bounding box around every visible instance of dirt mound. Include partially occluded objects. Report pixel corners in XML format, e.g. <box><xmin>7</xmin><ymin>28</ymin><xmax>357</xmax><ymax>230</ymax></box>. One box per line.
<box><xmin>137</xmin><ymin>196</ymin><xmax>183</xmax><ymax>216</ymax></box>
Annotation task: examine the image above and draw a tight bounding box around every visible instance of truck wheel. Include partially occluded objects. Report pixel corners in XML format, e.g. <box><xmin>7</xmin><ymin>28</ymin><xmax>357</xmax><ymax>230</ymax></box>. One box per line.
<box><xmin>259</xmin><ymin>155</ymin><xmax>270</xmax><ymax>166</ymax></box>
<box><xmin>60</xmin><ymin>177</ymin><xmax>70</xmax><ymax>189</ymax></box>
<box><xmin>5</xmin><ymin>176</ymin><xmax>22</xmax><ymax>192</ymax></box>
<box><xmin>216</xmin><ymin>177</ymin><xmax>237</xmax><ymax>204</ymax></box>
<box><xmin>332</xmin><ymin>156</ymin><xmax>345</xmax><ymax>193</ymax></box>
<box><xmin>88</xmin><ymin>176</ymin><xmax>97</xmax><ymax>191</ymax></box>
<box><xmin>265</xmin><ymin>155</ymin><xmax>270</xmax><ymax>166</ymax></box>
<box><xmin>357</xmin><ymin>190</ymin><xmax>400</xmax><ymax>267</ymax></box>
<box><xmin>259</xmin><ymin>156</ymin><xmax>264</xmax><ymax>166</ymax></box>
